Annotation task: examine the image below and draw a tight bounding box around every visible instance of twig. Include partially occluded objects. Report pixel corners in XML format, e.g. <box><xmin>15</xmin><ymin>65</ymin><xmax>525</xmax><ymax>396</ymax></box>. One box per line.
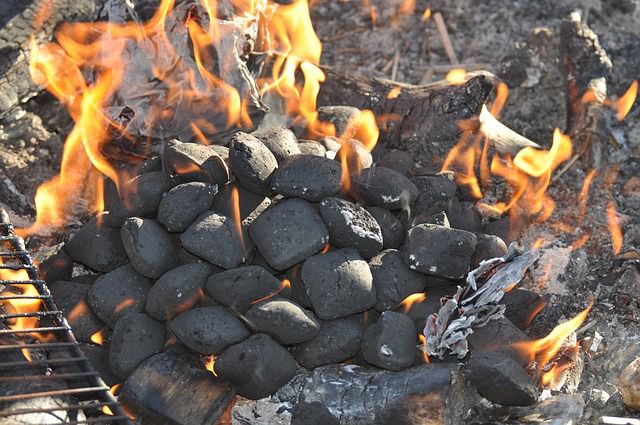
<box><xmin>433</xmin><ymin>12</ymin><xmax>458</xmax><ymax>65</ymax></box>
<box><xmin>551</xmin><ymin>154</ymin><xmax>580</xmax><ymax>182</ymax></box>
<box><xmin>576</xmin><ymin>318</ymin><xmax>598</xmax><ymax>335</ymax></box>
<box><xmin>390</xmin><ymin>51</ymin><xmax>400</xmax><ymax>81</ymax></box>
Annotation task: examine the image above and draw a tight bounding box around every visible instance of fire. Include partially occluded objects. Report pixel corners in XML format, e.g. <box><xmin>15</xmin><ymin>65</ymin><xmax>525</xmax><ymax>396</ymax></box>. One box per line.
<box><xmin>387</xmin><ymin>86</ymin><xmax>402</xmax><ymax>99</ymax></box>
<box><xmin>615</xmin><ymin>80</ymin><xmax>638</xmax><ymax>121</ymax></box>
<box><xmin>421</xmin><ymin>7</ymin><xmax>432</xmax><ymax>22</ymax></box>
<box><xmin>513</xmin><ymin>303</ymin><xmax>592</xmax><ymax>388</ymax></box>
<box><xmin>446</xmin><ymin>69</ymin><xmax>467</xmax><ymax>85</ymax></box>
<box><xmin>102</xmin><ymin>384</ymin><xmax>122</xmax><ymax>416</ymax></box>
<box><xmin>90</xmin><ymin>327</ymin><xmax>108</xmax><ymax>346</ymax></box>
<box><xmin>250</xmin><ymin>279</ymin><xmax>291</xmax><ymax>304</ymax></box>
<box><xmin>606</xmin><ymin>201</ymin><xmax>623</xmax><ymax>255</ymax></box>
<box><xmin>231</xmin><ymin>186</ymin><xmax>244</xmax><ymax>249</ymax></box>
<box><xmin>400</xmin><ymin>292</ymin><xmax>427</xmax><ymax>313</ymax></box>
<box><xmin>320</xmin><ymin>243</ymin><xmax>330</xmax><ymax>254</ymax></box>
<box><xmin>579</xmin><ymin>170</ymin><xmax>597</xmax><ymax>221</ymax></box>
<box><xmin>205</xmin><ymin>355</ymin><xmax>218</xmax><ymax>376</ymax></box>
<box><xmin>418</xmin><ymin>334</ymin><xmax>430</xmax><ymax>364</ymax></box>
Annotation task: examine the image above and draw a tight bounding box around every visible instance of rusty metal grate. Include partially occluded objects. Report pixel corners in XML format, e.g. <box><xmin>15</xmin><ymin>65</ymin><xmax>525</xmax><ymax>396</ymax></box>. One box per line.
<box><xmin>0</xmin><ymin>209</ymin><xmax>132</xmax><ymax>424</ymax></box>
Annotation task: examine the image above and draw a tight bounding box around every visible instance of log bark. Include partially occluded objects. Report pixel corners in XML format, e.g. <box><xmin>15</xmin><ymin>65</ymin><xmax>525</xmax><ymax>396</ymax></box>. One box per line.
<box><xmin>560</xmin><ymin>11</ymin><xmax>613</xmax><ymax>169</ymax></box>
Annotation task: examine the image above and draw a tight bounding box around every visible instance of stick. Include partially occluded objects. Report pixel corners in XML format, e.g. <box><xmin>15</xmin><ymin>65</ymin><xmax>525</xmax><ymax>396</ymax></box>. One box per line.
<box><xmin>433</xmin><ymin>12</ymin><xmax>459</xmax><ymax>65</ymax></box>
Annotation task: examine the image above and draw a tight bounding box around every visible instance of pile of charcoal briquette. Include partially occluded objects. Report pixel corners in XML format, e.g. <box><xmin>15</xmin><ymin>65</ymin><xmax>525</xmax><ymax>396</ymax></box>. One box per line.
<box><xmin>39</xmin><ymin>107</ymin><xmax>520</xmax><ymax>402</ymax></box>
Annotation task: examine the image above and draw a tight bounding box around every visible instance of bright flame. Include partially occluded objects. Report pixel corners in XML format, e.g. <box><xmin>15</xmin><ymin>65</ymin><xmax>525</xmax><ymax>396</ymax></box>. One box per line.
<box><xmin>231</xmin><ymin>186</ymin><xmax>244</xmax><ymax>249</ymax></box>
<box><xmin>90</xmin><ymin>327</ymin><xmax>107</xmax><ymax>346</ymax></box>
<box><xmin>400</xmin><ymin>292</ymin><xmax>427</xmax><ymax>313</ymax></box>
<box><xmin>421</xmin><ymin>7</ymin><xmax>432</xmax><ymax>22</ymax></box>
<box><xmin>205</xmin><ymin>354</ymin><xmax>218</xmax><ymax>376</ymax></box>
<box><xmin>446</xmin><ymin>69</ymin><xmax>467</xmax><ymax>85</ymax></box>
<box><xmin>606</xmin><ymin>201</ymin><xmax>623</xmax><ymax>255</ymax></box>
<box><xmin>615</xmin><ymin>80</ymin><xmax>637</xmax><ymax>121</ymax></box>
<box><xmin>387</xmin><ymin>86</ymin><xmax>402</xmax><ymax>99</ymax></box>
<box><xmin>418</xmin><ymin>334</ymin><xmax>430</xmax><ymax>364</ymax></box>
<box><xmin>250</xmin><ymin>279</ymin><xmax>291</xmax><ymax>304</ymax></box>
<box><xmin>101</xmin><ymin>384</ymin><xmax>121</xmax><ymax>416</ymax></box>
<box><xmin>579</xmin><ymin>170</ymin><xmax>597</xmax><ymax>221</ymax></box>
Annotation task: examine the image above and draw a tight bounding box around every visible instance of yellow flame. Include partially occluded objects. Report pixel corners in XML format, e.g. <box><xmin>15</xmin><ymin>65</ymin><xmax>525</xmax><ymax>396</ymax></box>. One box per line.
<box><xmin>615</xmin><ymin>80</ymin><xmax>638</xmax><ymax>121</ymax></box>
<box><xmin>400</xmin><ymin>292</ymin><xmax>427</xmax><ymax>313</ymax></box>
<box><xmin>446</xmin><ymin>69</ymin><xmax>467</xmax><ymax>85</ymax></box>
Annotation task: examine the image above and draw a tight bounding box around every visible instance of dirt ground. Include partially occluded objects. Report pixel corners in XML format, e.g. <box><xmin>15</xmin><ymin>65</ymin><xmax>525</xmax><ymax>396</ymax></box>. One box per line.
<box><xmin>0</xmin><ymin>0</ymin><xmax>639</xmax><ymax>423</ymax></box>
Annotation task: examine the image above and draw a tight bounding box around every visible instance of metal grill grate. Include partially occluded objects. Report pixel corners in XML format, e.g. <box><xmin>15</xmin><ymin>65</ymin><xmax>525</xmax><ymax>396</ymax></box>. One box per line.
<box><xmin>0</xmin><ymin>209</ymin><xmax>132</xmax><ymax>424</ymax></box>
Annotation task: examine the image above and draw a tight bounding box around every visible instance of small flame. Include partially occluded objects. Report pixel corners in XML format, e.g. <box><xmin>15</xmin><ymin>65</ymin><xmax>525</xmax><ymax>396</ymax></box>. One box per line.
<box><xmin>418</xmin><ymin>334</ymin><xmax>430</xmax><ymax>364</ymax></box>
<box><xmin>606</xmin><ymin>201</ymin><xmax>623</xmax><ymax>255</ymax></box>
<box><xmin>320</xmin><ymin>243</ymin><xmax>330</xmax><ymax>254</ymax></box>
<box><xmin>446</xmin><ymin>69</ymin><xmax>467</xmax><ymax>85</ymax></box>
<box><xmin>205</xmin><ymin>355</ymin><xmax>218</xmax><ymax>376</ymax></box>
<box><xmin>251</xmin><ymin>279</ymin><xmax>291</xmax><ymax>304</ymax></box>
<box><xmin>421</xmin><ymin>7</ymin><xmax>432</xmax><ymax>22</ymax></box>
<box><xmin>370</xmin><ymin>6</ymin><xmax>378</xmax><ymax>28</ymax></box>
<box><xmin>114</xmin><ymin>298</ymin><xmax>135</xmax><ymax>314</ymax></box>
<box><xmin>230</xmin><ymin>186</ymin><xmax>244</xmax><ymax>249</ymax></box>
<box><xmin>615</xmin><ymin>80</ymin><xmax>638</xmax><ymax>121</ymax></box>
<box><xmin>579</xmin><ymin>170</ymin><xmax>597</xmax><ymax>221</ymax></box>
<box><xmin>400</xmin><ymin>292</ymin><xmax>427</xmax><ymax>313</ymax></box>
<box><xmin>387</xmin><ymin>86</ymin><xmax>402</xmax><ymax>99</ymax></box>
<box><xmin>571</xmin><ymin>231</ymin><xmax>591</xmax><ymax>251</ymax></box>
<box><xmin>532</xmin><ymin>237</ymin><xmax>546</xmax><ymax>250</ymax></box>
<box><xmin>101</xmin><ymin>384</ymin><xmax>121</xmax><ymax>416</ymax></box>
<box><xmin>90</xmin><ymin>327</ymin><xmax>107</xmax><ymax>346</ymax></box>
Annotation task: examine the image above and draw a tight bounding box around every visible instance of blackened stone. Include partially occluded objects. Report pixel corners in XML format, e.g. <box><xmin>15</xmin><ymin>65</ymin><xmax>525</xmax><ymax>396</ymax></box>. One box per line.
<box><xmin>250</xmin><ymin>198</ymin><xmax>329</xmax><ymax>271</ymax></box>
<box><xmin>403</xmin><ymin>224</ymin><xmax>478</xmax><ymax>279</ymax></box>
<box><xmin>502</xmin><ymin>288</ymin><xmax>545</xmax><ymax>331</ymax></box>
<box><xmin>120</xmin><ymin>347</ymin><xmax>235</xmax><ymax>425</ymax></box>
<box><xmin>216</xmin><ymin>334</ymin><xmax>297</xmax><ymax>399</ymax></box>
<box><xmin>317</xmin><ymin>106</ymin><xmax>361</xmax><ymax>137</ymax></box>
<box><xmin>289</xmin><ymin>316</ymin><xmax>363</xmax><ymax>368</ymax></box>
<box><xmin>377</xmin><ymin>150</ymin><xmax>415</xmax><ymax>176</ymax></box>
<box><xmin>319</xmin><ymin>197</ymin><xmax>383</xmax><ymax>258</ymax></box>
<box><xmin>472</xmin><ymin>233</ymin><xmax>508</xmax><ymax>268</ymax></box>
<box><xmin>49</xmin><ymin>281</ymin><xmax>103</xmax><ymax>342</ymax></box>
<box><xmin>370</xmin><ymin>249</ymin><xmax>426</xmax><ymax>311</ymax></box>
<box><xmin>35</xmin><ymin>243</ymin><xmax>72</xmax><ymax>283</ymax></box>
<box><xmin>106</xmin><ymin>172</ymin><xmax>171</xmax><ymax>226</ymax></box>
<box><xmin>361</xmin><ymin>311</ymin><xmax>416</xmax><ymax>371</ymax></box>
<box><xmin>79</xmin><ymin>343</ymin><xmax>119</xmax><ymax>387</ymax></box>
<box><xmin>109</xmin><ymin>313</ymin><xmax>165</xmax><ymax>379</ymax></box>
<box><xmin>158</xmin><ymin>182</ymin><xmax>217</xmax><ymax>232</ymax></box>
<box><xmin>164</xmin><ymin>140</ymin><xmax>230</xmax><ymax>185</ymax></box>
<box><xmin>245</xmin><ymin>298</ymin><xmax>320</xmax><ymax>344</ymax></box>
<box><xmin>121</xmin><ymin>218</ymin><xmax>179</xmax><ymax>279</ymax></box>
<box><xmin>229</xmin><ymin>132</ymin><xmax>278</xmax><ymax>195</ymax></box>
<box><xmin>146</xmin><ymin>263</ymin><xmax>212</xmax><ymax>321</ymax></box>
<box><xmin>468</xmin><ymin>351</ymin><xmax>539</xmax><ymax>406</ymax></box>
<box><xmin>291</xmin><ymin>401</ymin><xmax>339</xmax><ymax>425</ymax></box>
<box><xmin>352</xmin><ymin>167</ymin><xmax>418</xmax><ymax>210</ymax></box>
<box><xmin>298</xmin><ymin>141</ymin><xmax>327</xmax><ymax>157</ymax></box>
<box><xmin>467</xmin><ymin>318</ymin><xmax>530</xmax><ymax>365</ymax></box>
<box><xmin>211</xmin><ymin>183</ymin><xmax>271</xmax><ymax>223</ymax></box>
<box><xmin>181</xmin><ymin>212</ymin><xmax>253</xmax><ymax>269</ymax></box>
<box><xmin>272</xmin><ymin>155</ymin><xmax>342</xmax><ymax>202</ymax></box>
<box><xmin>251</xmin><ymin>127</ymin><xmax>300</xmax><ymax>163</ymax></box>
<box><xmin>366</xmin><ymin>206</ymin><xmax>405</xmax><ymax>249</ymax></box>
<box><xmin>335</xmin><ymin>139</ymin><xmax>373</xmax><ymax>174</ymax></box>
<box><xmin>206</xmin><ymin>266</ymin><xmax>282</xmax><ymax>313</ymax></box>
<box><xmin>66</xmin><ymin>215</ymin><xmax>128</xmax><ymax>272</ymax></box>
<box><xmin>301</xmin><ymin>248</ymin><xmax>375</xmax><ymax>319</ymax></box>
<box><xmin>87</xmin><ymin>264</ymin><xmax>152</xmax><ymax>327</ymax></box>
<box><xmin>169</xmin><ymin>306</ymin><xmax>249</xmax><ymax>354</ymax></box>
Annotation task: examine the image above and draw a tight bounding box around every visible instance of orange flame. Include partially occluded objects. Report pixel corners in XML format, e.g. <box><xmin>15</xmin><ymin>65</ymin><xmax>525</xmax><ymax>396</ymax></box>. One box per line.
<box><xmin>400</xmin><ymin>292</ymin><xmax>427</xmax><ymax>313</ymax></box>
<box><xmin>231</xmin><ymin>186</ymin><xmax>244</xmax><ymax>249</ymax></box>
<box><xmin>90</xmin><ymin>327</ymin><xmax>108</xmax><ymax>346</ymax></box>
<box><xmin>579</xmin><ymin>170</ymin><xmax>597</xmax><ymax>221</ymax></box>
<box><xmin>387</xmin><ymin>86</ymin><xmax>402</xmax><ymax>100</ymax></box>
<box><xmin>421</xmin><ymin>7</ymin><xmax>432</xmax><ymax>22</ymax></box>
<box><xmin>102</xmin><ymin>384</ymin><xmax>122</xmax><ymax>416</ymax></box>
<box><xmin>205</xmin><ymin>354</ymin><xmax>218</xmax><ymax>376</ymax></box>
<box><xmin>615</xmin><ymin>80</ymin><xmax>637</xmax><ymax>121</ymax></box>
<box><xmin>606</xmin><ymin>201</ymin><xmax>623</xmax><ymax>255</ymax></box>
<box><xmin>418</xmin><ymin>334</ymin><xmax>430</xmax><ymax>364</ymax></box>
<box><xmin>251</xmin><ymin>279</ymin><xmax>291</xmax><ymax>304</ymax></box>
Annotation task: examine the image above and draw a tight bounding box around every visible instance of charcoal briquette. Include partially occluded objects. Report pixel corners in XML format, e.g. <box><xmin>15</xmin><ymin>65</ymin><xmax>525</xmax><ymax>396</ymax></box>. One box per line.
<box><xmin>298</xmin><ymin>141</ymin><xmax>327</xmax><ymax>157</ymax></box>
<box><xmin>145</xmin><ymin>263</ymin><xmax>213</xmax><ymax>321</ymax></box>
<box><xmin>319</xmin><ymin>197</ymin><xmax>383</xmax><ymax>258</ymax></box>
<box><xmin>158</xmin><ymin>182</ymin><xmax>217</xmax><ymax>232</ymax></box>
<box><xmin>351</xmin><ymin>167</ymin><xmax>418</xmax><ymax>210</ymax></box>
<box><xmin>335</xmin><ymin>138</ymin><xmax>373</xmax><ymax>173</ymax></box>
<box><xmin>211</xmin><ymin>182</ymin><xmax>271</xmax><ymax>223</ymax></box>
<box><xmin>317</xmin><ymin>106</ymin><xmax>361</xmax><ymax>137</ymax></box>
<box><xmin>106</xmin><ymin>172</ymin><xmax>171</xmax><ymax>226</ymax></box>
<box><xmin>121</xmin><ymin>217</ymin><xmax>178</xmax><ymax>279</ymax></box>
<box><xmin>398</xmin><ymin>286</ymin><xmax>456</xmax><ymax>331</ymax></box>
<box><xmin>109</xmin><ymin>313</ymin><xmax>165</xmax><ymax>379</ymax></box>
<box><xmin>206</xmin><ymin>265</ymin><xmax>282</xmax><ymax>313</ymax></box>
<box><xmin>472</xmin><ymin>233</ymin><xmax>508</xmax><ymax>267</ymax></box>
<box><xmin>502</xmin><ymin>288</ymin><xmax>545</xmax><ymax>330</ymax></box>
<box><xmin>49</xmin><ymin>280</ymin><xmax>103</xmax><ymax>342</ymax></box>
<box><xmin>229</xmin><ymin>132</ymin><xmax>278</xmax><ymax>195</ymax></box>
<box><xmin>291</xmin><ymin>401</ymin><xmax>339</xmax><ymax>425</ymax></box>
<box><xmin>65</xmin><ymin>214</ymin><xmax>128</xmax><ymax>272</ymax></box>
<box><xmin>251</xmin><ymin>126</ymin><xmax>301</xmax><ymax>163</ymax></box>
<box><xmin>361</xmin><ymin>311</ymin><xmax>416</xmax><ymax>371</ymax></box>
<box><xmin>301</xmin><ymin>248</ymin><xmax>375</xmax><ymax>319</ymax></box>
<box><xmin>34</xmin><ymin>243</ymin><xmax>73</xmax><ymax>283</ymax></box>
<box><xmin>215</xmin><ymin>334</ymin><xmax>297</xmax><ymax>399</ymax></box>
<box><xmin>245</xmin><ymin>298</ymin><xmax>320</xmax><ymax>345</ymax></box>
<box><xmin>376</xmin><ymin>150</ymin><xmax>415</xmax><ymax>176</ymax></box>
<box><xmin>272</xmin><ymin>154</ymin><xmax>342</xmax><ymax>202</ymax></box>
<box><xmin>163</xmin><ymin>139</ymin><xmax>230</xmax><ymax>185</ymax></box>
<box><xmin>250</xmin><ymin>198</ymin><xmax>329</xmax><ymax>271</ymax></box>
<box><xmin>79</xmin><ymin>343</ymin><xmax>119</xmax><ymax>387</ymax></box>
<box><xmin>169</xmin><ymin>306</ymin><xmax>249</xmax><ymax>354</ymax></box>
<box><xmin>365</xmin><ymin>206</ymin><xmax>405</xmax><ymax>249</ymax></box>
<box><xmin>370</xmin><ymin>249</ymin><xmax>426</xmax><ymax>312</ymax></box>
<box><xmin>467</xmin><ymin>317</ymin><xmax>531</xmax><ymax>365</ymax></box>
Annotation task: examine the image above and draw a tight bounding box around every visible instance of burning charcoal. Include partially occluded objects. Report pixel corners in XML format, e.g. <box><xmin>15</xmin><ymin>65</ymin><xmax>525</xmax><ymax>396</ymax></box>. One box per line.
<box><xmin>87</xmin><ymin>264</ymin><xmax>152</xmax><ymax>327</ymax></box>
<box><xmin>411</xmin><ymin>175</ymin><xmax>457</xmax><ymax>206</ymax></box>
<box><xmin>403</xmin><ymin>224</ymin><xmax>477</xmax><ymax>279</ymax></box>
<box><xmin>317</xmin><ymin>105</ymin><xmax>361</xmax><ymax>137</ymax></box>
<box><xmin>319</xmin><ymin>197</ymin><xmax>383</xmax><ymax>258</ymax></box>
<box><xmin>34</xmin><ymin>243</ymin><xmax>72</xmax><ymax>283</ymax></box>
<box><xmin>361</xmin><ymin>311</ymin><xmax>416</xmax><ymax>371</ymax></box>
<box><xmin>169</xmin><ymin>306</ymin><xmax>249</xmax><ymax>354</ymax></box>
<box><xmin>145</xmin><ymin>263</ymin><xmax>212</xmax><ymax>321</ymax></box>
<box><xmin>251</xmin><ymin>126</ymin><xmax>301</xmax><ymax>163</ymax></box>
<box><xmin>49</xmin><ymin>280</ymin><xmax>104</xmax><ymax>342</ymax></box>
<box><xmin>282</xmin><ymin>265</ymin><xmax>312</xmax><ymax>308</ymax></box>
<box><xmin>211</xmin><ymin>182</ymin><xmax>271</xmax><ymax>222</ymax></box>
<box><xmin>250</xmin><ymin>198</ymin><xmax>329</xmax><ymax>271</ymax></box>
<box><xmin>158</xmin><ymin>182</ymin><xmax>217</xmax><ymax>232</ymax></box>
<box><xmin>216</xmin><ymin>334</ymin><xmax>297</xmax><ymax>399</ymax></box>
<box><xmin>366</xmin><ymin>206</ymin><xmax>405</xmax><ymax>249</ymax></box>
<box><xmin>298</xmin><ymin>141</ymin><xmax>327</xmax><ymax>157</ymax></box>
<box><xmin>106</xmin><ymin>172</ymin><xmax>171</xmax><ymax>226</ymax></box>
<box><xmin>471</xmin><ymin>233</ymin><xmax>508</xmax><ymax>267</ymax></box>
<box><xmin>206</xmin><ymin>266</ymin><xmax>282</xmax><ymax>313</ymax></box>
<box><xmin>289</xmin><ymin>316</ymin><xmax>363</xmax><ymax>368</ymax></box>
<box><xmin>65</xmin><ymin>214</ymin><xmax>128</xmax><ymax>272</ymax></box>
<box><xmin>245</xmin><ymin>298</ymin><xmax>320</xmax><ymax>344</ymax></box>
<box><xmin>376</xmin><ymin>150</ymin><xmax>415</xmax><ymax>176</ymax></box>
<box><xmin>120</xmin><ymin>347</ymin><xmax>235</xmax><ymax>425</ymax></box>
<box><xmin>502</xmin><ymin>288</ymin><xmax>545</xmax><ymax>331</ymax></box>
<box><xmin>291</xmin><ymin>401</ymin><xmax>339</xmax><ymax>425</ymax></box>
<box><xmin>79</xmin><ymin>343</ymin><xmax>119</xmax><ymax>387</ymax></box>
<box><xmin>271</xmin><ymin>155</ymin><xmax>342</xmax><ymax>202</ymax></box>
<box><xmin>370</xmin><ymin>249</ymin><xmax>426</xmax><ymax>311</ymax></box>
<box><xmin>335</xmin><ymin>139</ymin><xmax>373</xmax><ymax>173</ymax></box>
<box><xmin>229</xmin><ymin>132</ymin><xmax>278</xmax><ymax>195</ymax></box>
<box><xmin>181</xmin><ymin>211</ymin><xmax>253</xmax><ymax>269</ymax></box>
<box><xmin>163</xmin><ymin>139</ymin><xmax>230</xmax><ymax>185</ymax></box>
<box><xmin>450</xmin><ymin>201</ymin><xmax>482</xmax><ymax>233</ymax></box>
<box><xmin>138</xmin><ymin>155</ymin><xmax>162</xmax><ymax>173</ymax></box>
<box><xmin>467</xmin><ymin>351</ymin><xmax>539</xmax><ymax>406</ymax></box>
<box><xmin>352</xmin><ymin>167</ymin><xmax>418</xmax><ymax>210</ymax></box>
<box><xmin>121</xmin><ymin>217</ymin><xmax>179</xmax><ymax>279</ymax></box>
<box><xmin>320</xmin><ymin>136</ymin><xmax>342</xmax><ymax>154</ymax></box>
<box><xmin>400</xmin><ymin>286</ymin><xmax>456</xmax><ymax>331</ymax></box>
<box><xmin>109</xmin><ymin>313</ymin><xmax>165</xmax><ymax>379</ymax></box>
<box><xmin>467</xmin><ymin>317</ymin><xmax>530</xmax><ymax>364</ymax></box>
<box><xmin>301</xmin><ymin>248</ymin><xmax>375</xmax><ymax>319</ymax></box>
<box><xmin>248</xmin><ymin>249</ymin><xmax>279</xmax><ymax>275</ymax></box>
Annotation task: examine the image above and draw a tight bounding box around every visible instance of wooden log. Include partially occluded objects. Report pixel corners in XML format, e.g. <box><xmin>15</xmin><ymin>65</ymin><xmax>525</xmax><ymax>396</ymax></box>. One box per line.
<box><xmin>560</xmin><ymin>11</ymin><xmax>613</xmax><ymax>169</ymax></box>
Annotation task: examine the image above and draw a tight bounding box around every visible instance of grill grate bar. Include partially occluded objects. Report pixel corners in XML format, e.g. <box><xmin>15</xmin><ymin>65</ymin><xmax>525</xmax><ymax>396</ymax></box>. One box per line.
<box><xmin>0</xmin><ymin>326</ymin><xmax>69</xmax><ymax>334</ymax></box>
<box><xmin>0</xmin><ymin>386</ymin><xmax>111</xmax><ymax>402</ymax></box>
<box><xmin>0</xmin><ymin>371</ymin><xmax>99</xmax><ymax>383</ymax></box>
<box><xmin>0</xmin><ymin>341</ymin><xmax>79</xmax><ymax>350</ymax></box>
<box><xmin>0</xmin><ymin>310</ymin><xmax>62</xmax><ymax>319</ymax></box>
<box><xmin>0</xmin><ymin>356</ymin><xmax>89</xmax><ymax>368</ymax></box>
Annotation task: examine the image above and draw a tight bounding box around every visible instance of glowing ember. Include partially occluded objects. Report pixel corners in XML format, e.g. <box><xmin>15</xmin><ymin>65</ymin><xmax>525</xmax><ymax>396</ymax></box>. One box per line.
<box><xmin>400</xmin><ymin>292</ymin><xmax>427</xmax><ymax>313</ymax></box>
<box><xmin>205</xmin><ymin>355</ymin><xmax>218</xmax><ymax>376</ymax></box>
<box><xmin>251</xmin><ymin>279</ymin><xmax>291</xmax><ymax>304</ymax></box>
<box><xmin>445</xmin><ymin>69</ymin><xmax>467</xmax><ymax>85</ymax></box>
<box><xmin>606</xmin><ymin>201</ymin><xmax>623</xmax><ymax>255</ymax></box>
<box><xmin>90</xmin><ymin>327</ymin><xmax>108</xmax><ymax>346</ymax></box>
<box><xmin>387</xmin><ymin>86</ymin><xmax>402</xmax><ymax>99</ymax></box>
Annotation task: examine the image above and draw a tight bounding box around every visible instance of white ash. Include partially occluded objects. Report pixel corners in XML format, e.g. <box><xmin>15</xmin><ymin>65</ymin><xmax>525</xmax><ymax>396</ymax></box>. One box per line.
<box><xmin>339</xmin><ymin>209</ymin><xmax>383</xmax><ymax>244</ymax></box>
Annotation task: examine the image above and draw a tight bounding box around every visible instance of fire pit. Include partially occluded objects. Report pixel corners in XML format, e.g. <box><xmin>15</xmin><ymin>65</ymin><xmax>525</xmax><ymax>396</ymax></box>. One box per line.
<box><xmin>1</xmin><ymin>0</ymin><xmax>639</xmax><ymax>424</ymax></box>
